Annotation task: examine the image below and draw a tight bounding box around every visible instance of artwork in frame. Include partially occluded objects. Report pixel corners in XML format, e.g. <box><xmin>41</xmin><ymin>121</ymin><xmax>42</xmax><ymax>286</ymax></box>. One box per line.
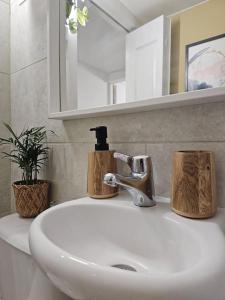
<box><xmin>186</xmin><ymin>33</ymin><xmax>225</xmax><ymax>91</ymax></box>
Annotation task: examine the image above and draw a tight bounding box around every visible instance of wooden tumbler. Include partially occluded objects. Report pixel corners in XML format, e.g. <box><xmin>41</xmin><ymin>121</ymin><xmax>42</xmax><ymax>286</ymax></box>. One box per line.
<box><xmin>171</xmin><ymin>151</ymin><xmax>216</xmax><ymax>219</ymax></box>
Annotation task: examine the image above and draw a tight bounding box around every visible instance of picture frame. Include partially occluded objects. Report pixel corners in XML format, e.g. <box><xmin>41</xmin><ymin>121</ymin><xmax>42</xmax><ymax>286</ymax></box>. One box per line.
<box><xmin>185</xmin><ymin>33</ymin><xmax>225</xmax><ymax>92</ymax></box>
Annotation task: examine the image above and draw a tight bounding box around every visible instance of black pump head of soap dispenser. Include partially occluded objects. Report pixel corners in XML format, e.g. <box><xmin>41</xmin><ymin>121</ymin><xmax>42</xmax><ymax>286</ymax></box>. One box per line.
<box><xmin>90</xmin><ymin>126</ymin><xmax>109</xmax><ymax>151</ymax></box>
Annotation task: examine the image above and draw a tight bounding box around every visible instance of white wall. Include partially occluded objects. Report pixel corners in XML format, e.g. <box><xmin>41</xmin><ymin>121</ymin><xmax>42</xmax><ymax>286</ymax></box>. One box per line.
<box><xmin>60</xmin><ymin>30</ymin><xmax>109</xmax><ymax>110</ymax></box>
<box><xmin>0</xmin><ymin>0</ymin><xmax>11</xmax><ymax>216</ymax></box>
<box><xmin>78</xmin><ymin>63</ymin><xmax>108</xmax><ymax>109</ymax></box>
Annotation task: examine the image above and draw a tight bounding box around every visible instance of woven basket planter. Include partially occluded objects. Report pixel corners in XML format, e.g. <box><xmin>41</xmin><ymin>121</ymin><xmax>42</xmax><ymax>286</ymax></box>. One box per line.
<box><xmin>13</xmin><ymin>180</ymin><xmax>50</xmax><ymax>218</ymax></box>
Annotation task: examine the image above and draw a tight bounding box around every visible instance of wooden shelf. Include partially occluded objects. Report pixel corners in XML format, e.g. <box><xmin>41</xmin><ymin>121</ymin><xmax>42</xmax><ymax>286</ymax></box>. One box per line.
<box><xmin>48</xmin><ymin>87</ymin><xmax>225</xmax><ymax>120</ymax></box>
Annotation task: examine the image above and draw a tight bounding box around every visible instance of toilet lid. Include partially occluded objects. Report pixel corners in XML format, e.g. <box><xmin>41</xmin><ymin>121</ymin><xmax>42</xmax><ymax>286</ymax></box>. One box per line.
<box><xmin>0</xmin><ymin>214</ymin><xmax>33</xmax><ymax>255</ymax></box>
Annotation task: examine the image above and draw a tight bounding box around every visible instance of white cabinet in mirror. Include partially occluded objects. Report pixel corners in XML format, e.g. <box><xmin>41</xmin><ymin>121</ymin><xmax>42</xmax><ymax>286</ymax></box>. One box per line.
<box><xmin>48</xmin><ymin>0</ymin><xmax>225</xmax><ymax>120</ymax></box>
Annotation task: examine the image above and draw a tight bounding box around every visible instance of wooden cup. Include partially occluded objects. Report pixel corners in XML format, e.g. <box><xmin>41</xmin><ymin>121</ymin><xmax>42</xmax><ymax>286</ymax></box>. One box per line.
<box><xmin>171</xmin><ymin>151</ymin><xmax>216</xmax><ymax>219</ymax></box>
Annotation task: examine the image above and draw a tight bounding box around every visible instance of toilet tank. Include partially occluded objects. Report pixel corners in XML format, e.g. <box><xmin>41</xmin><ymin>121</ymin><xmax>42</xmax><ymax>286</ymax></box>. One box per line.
<box><xmin>0</xmin><ymin>214</ymin><xmax>72</xmax><ymax>300</ymax></box>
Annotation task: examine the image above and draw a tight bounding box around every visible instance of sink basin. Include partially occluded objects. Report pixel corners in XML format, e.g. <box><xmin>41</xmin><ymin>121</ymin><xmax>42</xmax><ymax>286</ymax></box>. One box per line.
<box><xmin>29</xmin><ymin>192</ymin><xmax>225</xmax><ymax>300</ymax></box>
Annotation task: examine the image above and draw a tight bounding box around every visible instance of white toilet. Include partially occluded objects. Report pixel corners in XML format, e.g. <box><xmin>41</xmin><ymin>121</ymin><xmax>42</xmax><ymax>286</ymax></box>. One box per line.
<box><xmin>0</xmin><ymin>214</ymin><xmax>72</xmax><ymax>300</ymax></box>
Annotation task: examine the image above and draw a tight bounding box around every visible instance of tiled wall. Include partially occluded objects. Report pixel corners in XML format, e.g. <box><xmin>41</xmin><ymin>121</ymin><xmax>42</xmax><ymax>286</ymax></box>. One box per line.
<box><xmin>0</xmin><ymin>0</ymin><xmax>11</xmax><ymax>216</ymax></box>
<box><xmin>10</xmin><ymin>0</ymin><xmax>225</xmax><ymax>209</ymax></box>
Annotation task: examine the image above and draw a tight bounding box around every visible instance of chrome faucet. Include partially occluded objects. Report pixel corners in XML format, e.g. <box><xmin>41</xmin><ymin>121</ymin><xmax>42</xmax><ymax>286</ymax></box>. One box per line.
<box><xmin>104</xmin><ymin>153</ymin><xmax>156</xmax><ymax>207</ymax></box>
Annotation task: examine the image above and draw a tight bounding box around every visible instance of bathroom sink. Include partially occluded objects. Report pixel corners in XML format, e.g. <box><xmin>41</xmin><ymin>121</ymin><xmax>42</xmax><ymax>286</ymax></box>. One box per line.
<box><xmin>29</xmin><ymin>192</ymin><xmax>225</xmax><ymax>300</ymax></box>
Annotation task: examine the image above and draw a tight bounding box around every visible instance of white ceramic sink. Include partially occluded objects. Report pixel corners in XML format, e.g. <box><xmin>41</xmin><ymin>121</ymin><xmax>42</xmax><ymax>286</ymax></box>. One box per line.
<box><xmin>29</xmin><ymin>192</ymin><xmax>225</xmax><ymax>300</ymax></box>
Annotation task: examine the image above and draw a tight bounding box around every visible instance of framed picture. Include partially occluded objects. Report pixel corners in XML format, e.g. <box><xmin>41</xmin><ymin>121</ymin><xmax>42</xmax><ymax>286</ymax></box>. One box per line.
<box><xmin>186</xmin><ymin>33</ymin><xmax>225</xmax><ymax>91</ymax></box>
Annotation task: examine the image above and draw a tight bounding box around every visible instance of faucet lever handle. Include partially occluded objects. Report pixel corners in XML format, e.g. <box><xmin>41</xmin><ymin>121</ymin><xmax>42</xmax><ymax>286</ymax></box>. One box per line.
<box><xmin>114</xmin><ymin>152</ymin><xmax>133</xmax><ymax>166</ymax></box>
<box><xmin>114</xmin><ymin>153</ymin><xmax>151</xmax><ymax>174</ymax></box>
<box><xmin>132</xmin><ymin>155</ymin><xmax>150</xmax><ymax>174</ymax></box>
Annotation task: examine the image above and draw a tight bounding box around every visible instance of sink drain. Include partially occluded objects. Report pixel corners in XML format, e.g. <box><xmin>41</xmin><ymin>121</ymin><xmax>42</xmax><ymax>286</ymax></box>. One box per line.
<box><xmin>111</xmin><ymin>264</ymin><xmax>137</xmax><ymax>272</ymax></box>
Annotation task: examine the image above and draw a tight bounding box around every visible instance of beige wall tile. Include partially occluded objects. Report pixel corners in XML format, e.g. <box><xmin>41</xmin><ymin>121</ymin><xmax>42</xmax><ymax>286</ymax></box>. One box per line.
<box><xmin>46</xmin><ymin>143</ymin><xmax>93</xmax><ymax>203</ymax></box>
<box><xmin>11</xmin><ymin>59</ymin><xmax>70</xmax><ymax>143</ymax></box>
<box><xmin>0</xmin><ymin>145</ymin><xmax>11</xmax><ymax>214</ymax></box>
<box><xmin>0</xmin><ymin>1</ymin><xmax>10</xmax><ymax>74</ymax></box>
<box><xmin>11</xmin><ymin>60</ymin><xmax>48</xmax><ymax>130</ymax></box>
<box><xmin>63</xmin><ymin>101</ymin><xmax>225</xmax><ymax>144</ymax></box>
<box><xmin>0</xmin><ymin>0</ymin><xmax>10</xmax><ymax>216</ymax></box>
<box><xmin>0</xmin><ymin>74</ymin><xmax>10</xmax><ymax>138</ymax></box>
<box><xmin>11</xmin><ymin>0</ymin><xmax>47</xmax><ymax>73</ymax></box>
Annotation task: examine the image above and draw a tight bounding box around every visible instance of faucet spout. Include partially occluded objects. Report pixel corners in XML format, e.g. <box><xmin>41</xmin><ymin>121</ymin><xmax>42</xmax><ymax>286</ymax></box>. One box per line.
<box><xmin>104</xmin><ymin>152</ymin><xmax>156</xmax><ymax>207</ymax></box>
<box><xmin>104</xmin><ymin>173</ymin><xmax>156</xmax><ymax>207</ymax></box>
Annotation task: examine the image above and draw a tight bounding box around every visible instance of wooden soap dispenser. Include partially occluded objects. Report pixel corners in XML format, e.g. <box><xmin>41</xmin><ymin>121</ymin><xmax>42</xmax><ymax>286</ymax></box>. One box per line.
<box><xmin>87</xmin><ymin>126</ymin><xmax>118</xmax><ymax>199</ymax></box>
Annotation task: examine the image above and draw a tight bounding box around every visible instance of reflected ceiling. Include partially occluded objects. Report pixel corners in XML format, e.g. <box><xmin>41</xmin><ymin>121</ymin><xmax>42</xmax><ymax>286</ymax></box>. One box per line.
<box><xmin>119</xmin><ymin>0</ymin><xmax>208</xmax><ymax>23</ymax></box>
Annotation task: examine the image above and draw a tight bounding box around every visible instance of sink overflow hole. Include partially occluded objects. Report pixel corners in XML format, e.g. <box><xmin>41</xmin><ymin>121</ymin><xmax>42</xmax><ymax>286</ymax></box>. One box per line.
<box><xmin>111</xmin><ymin>264</ymin><xmax>137</xmax><ymax>272</ymax></box>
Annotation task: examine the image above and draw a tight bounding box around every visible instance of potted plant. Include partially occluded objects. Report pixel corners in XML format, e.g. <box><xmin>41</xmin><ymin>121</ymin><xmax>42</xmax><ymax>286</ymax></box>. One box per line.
<box><xmin>0</xmin><ymin>123</ymin><xmax>51</xmax><ymax>218</ymax></box>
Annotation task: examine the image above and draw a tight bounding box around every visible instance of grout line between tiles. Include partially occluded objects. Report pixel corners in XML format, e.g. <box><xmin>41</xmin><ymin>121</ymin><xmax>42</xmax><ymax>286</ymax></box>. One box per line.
<box><xmin>0</xmin><ymin>71</ymin><xmax>10</xmax><ymax>76</ymax></box>
<box><xmin>11</xmin><ymin>57</ymin><xmax>47</xmax><ymax>75</ymax></box>
<box><xmin>46</xmin><ymin>140</ymin><xmax>225</xmax><ymax>145</ymax></box>
<box><xmin>112</xmin><ymin>140</ymin><xmax>225</xmax><ymax>144</ymax></box>
<box><xmin>0</xmin><ymin>0</ymin><xmax>9</xmax><ymax>5</ymax></box>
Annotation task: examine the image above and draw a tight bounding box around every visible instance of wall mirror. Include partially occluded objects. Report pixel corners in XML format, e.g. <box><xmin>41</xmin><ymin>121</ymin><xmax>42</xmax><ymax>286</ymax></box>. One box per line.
<box><xmin>48</xmin><ymin>0</ymin><xmax>225</xmax><ymax>119</ymax></box>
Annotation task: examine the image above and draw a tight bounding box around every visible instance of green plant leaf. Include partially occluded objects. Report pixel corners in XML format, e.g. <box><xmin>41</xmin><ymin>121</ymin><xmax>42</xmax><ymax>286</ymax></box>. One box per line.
<box><xmin>66</xmin><ymin>1</ymin><xmax>72</xmax><ymax>19</ymax></box>
<box><xmin>69</xmin><ymin>19</ymin><xmax>78</xmax><ymax>33</ymax></box>
<box><xmin>82</xmin><ymin>6</ymin><xmax>88</xmax><ymax>17</ymax></box>
<box><xmin>3</xmin><ymin>123</ymin><xmax>26</xmax><ymax>152</ymax></box>
<box><xmin>77</xmin><ymin>7</ymin><xmax>88</xmax><ymax>26</ymax></box>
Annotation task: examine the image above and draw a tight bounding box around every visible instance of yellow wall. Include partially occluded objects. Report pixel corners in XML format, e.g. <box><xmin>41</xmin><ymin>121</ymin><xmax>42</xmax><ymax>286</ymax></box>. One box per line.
<box><xmin>170</xmin><ymin>0</ymin><xmax>225</xmax><ymax>94</ymax></box>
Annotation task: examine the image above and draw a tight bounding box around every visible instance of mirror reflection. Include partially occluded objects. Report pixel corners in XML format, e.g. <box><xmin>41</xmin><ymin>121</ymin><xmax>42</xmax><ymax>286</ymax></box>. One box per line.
<box><xmin>60</xmin><ymin>0</ymin><xmax>127</xmax><ymax>111</ymax></box>
<box><xmin>78</xmin><ymin>1</ymin><xmax>127</xmax><ymax>108</ymax></box>
<box><xmin>59</xmin><ymin>0</ymin><xmax>225</xmax><ymax>112</ymax></box>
